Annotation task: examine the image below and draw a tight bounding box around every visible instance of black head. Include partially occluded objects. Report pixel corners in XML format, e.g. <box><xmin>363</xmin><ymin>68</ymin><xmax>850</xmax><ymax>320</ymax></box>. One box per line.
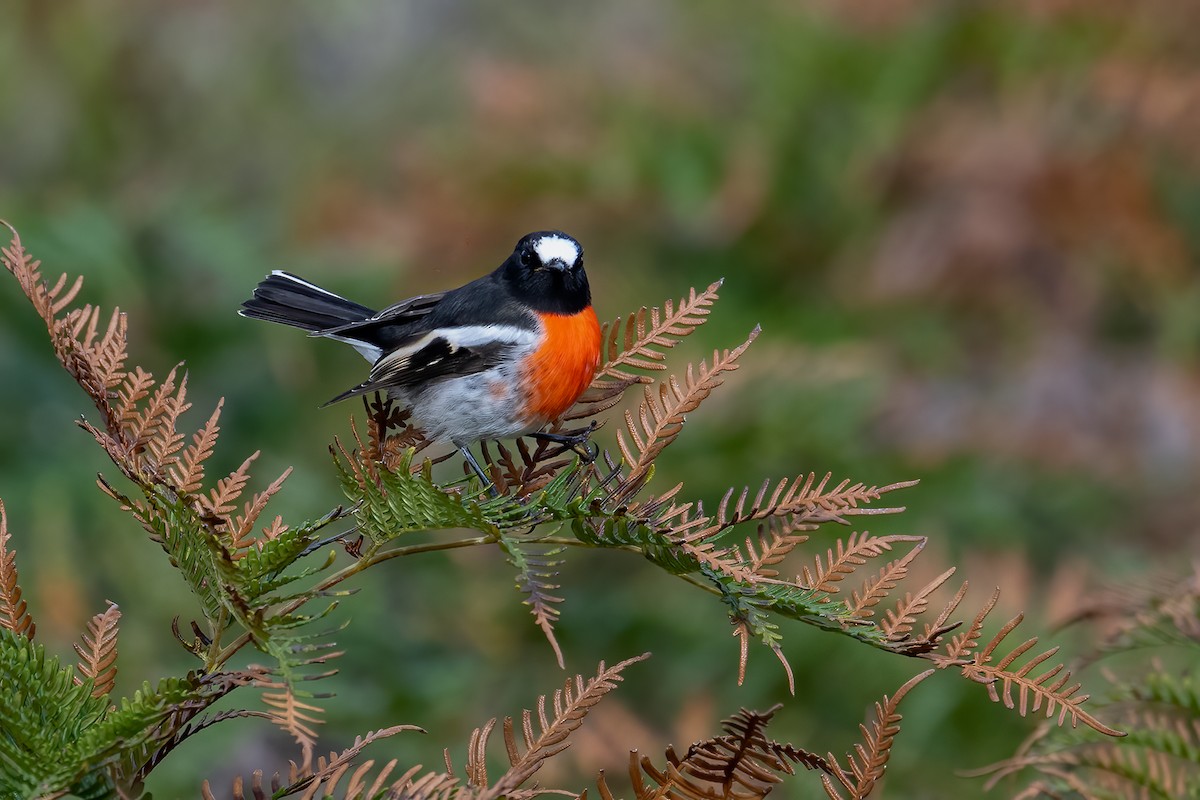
<box><xmin>500</xmin><ymin>230</ymin><xmax>590</xmax><ymax>314</ymax></box>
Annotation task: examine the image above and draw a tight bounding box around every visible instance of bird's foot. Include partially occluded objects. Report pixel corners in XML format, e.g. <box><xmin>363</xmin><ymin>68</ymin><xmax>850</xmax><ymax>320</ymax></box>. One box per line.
<box><xmin>531</xmin><ymin>421</ymin><xmax>599</xmax><ymax>463</ymax></box>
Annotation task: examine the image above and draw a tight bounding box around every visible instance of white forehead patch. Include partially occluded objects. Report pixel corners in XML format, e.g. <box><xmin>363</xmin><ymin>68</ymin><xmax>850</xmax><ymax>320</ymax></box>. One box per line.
<box><xmin>534</xmin><ymin>235</ymin><xmax>580</xmax><ymax>266</ymax></box>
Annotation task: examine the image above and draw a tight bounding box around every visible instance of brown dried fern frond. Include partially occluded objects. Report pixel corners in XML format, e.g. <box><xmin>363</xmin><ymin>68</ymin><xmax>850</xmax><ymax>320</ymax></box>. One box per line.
<box><xmin>262</xmin><ymin>684</ymin><xmax>324</xmax><ymax>772</ymax></box>
<box><xmin>801</xmin><ymin>533</ymin><xmax>924</xmax><ymax>596</ymax></box>
<box><xmin>169</xmin><ymin>399</ymin><xmax>224</xmax><ymax>495</ymax></box>
<box><xmin>979</xmin><ymin>741</ymin><xmax>1188</xmax><ymax>799</ymax></box>
<box><xmin>664</xmin><ymin>705</ymin><xmax>832</xmax><ymax>798</ymax></box>
<box><xmin>677</xmin><ymin>475</ymin><xmax>916</xmax><ymax>550</ymax></box>
<box><xmin>0</xmin><ymin>499</ymin><xmax>35</xmax><ymax>640</ymax></box>
<box><xmin>267</xmin><ymin>725</ymin><xmax>424</xmax><ymax>799</ymax></box>
<box><xmin>73</xmin><ymin>600</ymin><xmax>121</xmax><ymax>698</ymax></box>
<box><xmin>846</xmin><ymin>539</ymin><xmax>926</xmax><ymax>619</ymax></box>
<box><xmin>198</xmin><ymin>452</ymin><xmax>261</xmax><ymax>523</ymax></box>
<box><xmin>459</xmin><ymin>653</ymin><xmax>650</xmax><ymax>798</ymax></box>
<box><xmin>955</xmin><ymin>615</ymin><xmax>1124</xmax><ymax>737</ymax></box>
<box><xmin>2</xmin><ymin>223</ymin><xmax>253</xmax><ymax>509</ymax></box>
<box><xmin>3</xmin><ymin>225</ymin><xmax>127</xmax><ymax>433</ymax></box>
<box><xmin>230</xmin><ymin>467</ymin><xmax>295</xmax><ymax>553</ymax></box>
<box><xmin>481</xmin><ymin>438</ymin><xmax>571</xmax><ymax>497</ymax></box>
<box><xmin>878</xmin><ymin>567</ymin><xmax>957</xmax><ymax>646</ymax></box>
<box><xmin>126</xmin><ymin>365</ymin><xmax>190</xmax><ymax>458</ymax></box>
<box><xmin>615</xmin><ymin>327</ymin><xmax>760</xmax><ymax>498</ymax></box>
<box><xmin>63</xmin><ymin>302</ymin><xmax>129</xmax><ymax>393</ymax></box>
<box><xmin>937</xmin><ymin>585</ymin><xmax>996</xmax><ymax>661</ymax></box>
<box><xmin>821</xmin><ymin>670</ymin><xmax>934</xmax><ymax>800</ymax></box>
<box><xmin>741</xmin><ymin>517</ymin><xmax>813</xmax><ymax>581</ymax></box>
<box><xmin>596</xmin><ymin>278</ymin><xmax>724</xmax><ymax>383</ymax></box>
<box><xmin>2</xmin><ymin>223</ymin><xmax>83</xmax><ymax>327</ymax></box>
<box><xmin>590</xmin><ymin>706</ymin><xmax>831</xmax><ymax>800</ymax></box>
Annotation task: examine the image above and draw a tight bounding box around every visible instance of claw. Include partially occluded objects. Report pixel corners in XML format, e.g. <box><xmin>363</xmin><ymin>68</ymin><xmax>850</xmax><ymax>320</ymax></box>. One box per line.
<box><xmin>578</xmin><ymin>439</ymin><xmax>599</xmax><ymax>463</ymax></box>
<box><xmin>531</xmin><ymin>421</ymin><xmax>598</xmax><ymax>461</ymax></box>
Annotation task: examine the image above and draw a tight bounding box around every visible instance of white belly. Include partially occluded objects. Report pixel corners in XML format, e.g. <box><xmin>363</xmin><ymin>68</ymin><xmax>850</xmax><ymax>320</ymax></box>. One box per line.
<box><xmin>392</xmin><ymin>359</ymin><xmax>539</xmax><ymax>445</ymax></box>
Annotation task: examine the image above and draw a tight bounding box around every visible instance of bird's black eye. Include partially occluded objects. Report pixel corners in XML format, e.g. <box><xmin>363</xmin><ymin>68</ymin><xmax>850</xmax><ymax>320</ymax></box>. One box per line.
<box><xmin>519</xmin><ymin>248</ymin><xmax>537</xmax><ymax>269</ymax></box>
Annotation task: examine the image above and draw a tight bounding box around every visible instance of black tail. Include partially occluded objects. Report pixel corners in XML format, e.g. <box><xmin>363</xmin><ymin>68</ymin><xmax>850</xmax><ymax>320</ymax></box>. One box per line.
<box><xmin>239</xmin><ymin>271</ymin><xmax>376</xmax><ymax>332</ymax></box>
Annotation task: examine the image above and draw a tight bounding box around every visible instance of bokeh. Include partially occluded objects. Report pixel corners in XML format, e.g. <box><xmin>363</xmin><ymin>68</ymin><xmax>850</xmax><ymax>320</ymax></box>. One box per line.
<box><xmin>2</xmin><ymin>1</ymin><xmax>1199</xmax><ymax>795</ymax></box>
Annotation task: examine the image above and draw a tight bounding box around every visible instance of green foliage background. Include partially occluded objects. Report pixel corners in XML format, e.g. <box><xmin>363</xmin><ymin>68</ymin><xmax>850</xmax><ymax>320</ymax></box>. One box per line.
<box><xmin>2</xmin><ymin>2</ymin><xmax>1198</xmax><ymax>795</ymax></box>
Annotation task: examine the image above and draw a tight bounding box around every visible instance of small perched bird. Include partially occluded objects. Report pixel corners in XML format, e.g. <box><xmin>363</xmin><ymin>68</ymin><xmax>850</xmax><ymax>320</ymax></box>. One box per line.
<box><xmin>239</xmin><ymin>231</ymin><xmax>601</xmax><ymax>485</ymax></box>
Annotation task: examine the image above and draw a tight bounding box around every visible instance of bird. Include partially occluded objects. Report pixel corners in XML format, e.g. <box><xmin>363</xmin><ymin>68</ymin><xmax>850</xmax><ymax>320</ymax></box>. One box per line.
<box><xmin>239</xmin><ymin>230</ymin><xmax>602</xmax><ymax>486</ymax></box>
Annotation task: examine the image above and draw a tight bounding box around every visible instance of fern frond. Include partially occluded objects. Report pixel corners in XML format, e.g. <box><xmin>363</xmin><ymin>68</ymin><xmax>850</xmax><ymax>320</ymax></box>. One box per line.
<box><xmin>482</xmin><ymin>438</ymin><xmax>573</xmax><ymax>497</ymax></box>
<box><xmin>596</xmin><ymin>279</ymin><xmax>724</xmax><ymax>382</ymax></box>
<box><xmin>0</xmin><ymin>500</ymin><xmax>35</xmax><ymax>639</ymax></box>
<box><xmin>262</xmin><ymin>683</ymin><xmax>323</xmax><ymax>772</ymax></box>
<box><xmin>464</xmin><ymin>654</ymin><xmax>650</xmax><ymax>798</ymax></box>
<box><xmin>564</xmin><ymin>375</ymin><xmax>647</xmax><ymax>423</ymax></box>
<box><xmin>115</xmin><ymin>367</ymin><xmax>156</xmax><ymax>426</ymax></box>
<box><xmin>230</xmin><ymin>467</ymin><xmax>294</xmax><ymax>552</ymax></box>
<box><xmin>73</xmin><ymin>601</ymin><xmax>120</xmax><ymax>698</ymax></box>
<box><xmin>741</xmin><ymin>517</ymin><xmax>813</xmax><ymax>580</ymax></box>
<box><xmin>661</xmin><ymin>704</ymin><xmax>832</xmax><ymax>798</ymax></box>
<box><xmin>822</xmin><ymin>670</ymin><xmax>934</xmax><ymax>800</ymax></box>
<box><xmin>942</xmin><ymin>586</ymin><xmax>1000</xmax><ymax>661</ymax></box>
<box><xmin>616</xmin><ymin>327</ymin><xmax>760</xmax><ymax>495</ymax></box>
<box><xmin>135</xmin><ymin>709</ymin><xmax>271</xmax><ymax>785</ymax></box>
<box><xmin>127</xmin><ymin>366</ymin><xmax>189</xmax><ymax>467</ymax></box>
<box><xmin>916</xmin><ymin>580</ymin><xmax>969</xmax><ymax>651</ymax></box>
<box><xmin>500</xmin><ymin>539</ymin><xmax>567</xmax><ymax>668</ymax></box>
<box><xmin>61</xmin><ymin>303</ymin><xmax>129</xmax><ymax>397</ymax></box>
<box><xmin>2</xmin><ymin>224</ymin><xmax>81</xmax><ymax>325</ymax></box>
<box><xmin>686</xmin><ymin>475</ymin><xmax>917</xmax><ymax>548</ymax></box>
<box><xmin>270</xmin><ymin>725</ymin><xmax>422</xmax><ymax>799</ymax></box>
<box><xmin>0</xmin><ymin>628</ymin><xmax>110</xmax><ymax>792</ymax></box>
<box><xmin>982</xmin><ymin>739</ymin><xmax>1193</xmax><ymax>799</ymax></box>
<box><xmin>960</xmin><ymin>616</ymin><xmax>1124</xmax><ymax>737</ymax></box>
<box><xmin>199</xmin><ymin>451</ymin><xmax>260</xmax><ymax>522</ymax></box>
<box><xmin>334</xmin><ymin>446</ymin><xmax>533</xmax><ymax>542</ymax></box>
<box><xmin>802</xmin><ymin>533</ymin><xmax>920</xmax><ymax>595</ymax></box>
<box><xmin>879</xmin><ymin>567</ymin><xmax>957</xmax><ymax>645</ymax></box>
<box><xmin>170</xmin><ymin>399</ymin><xmax>223</xmax><ymax>495</ymax></box>
<box><xmin>846</xmin><ymin>539</ymin><xmax>926</xmax><ymax>619</ymax></box>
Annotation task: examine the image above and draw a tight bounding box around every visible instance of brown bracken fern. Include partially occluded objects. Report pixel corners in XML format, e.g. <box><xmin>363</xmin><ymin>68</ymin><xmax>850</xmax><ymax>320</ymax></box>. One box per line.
<box><xmin>973</xmin><ymin>564</ymin><xmax>1200</xmax><ymax>798</ymax></box>
<box><xmin>2</xmin><ymin>220</ymin><xmax>350</xmax><ymax>782</ymax></box>
<box><xmin>2</xmin><ymin>221</ymin><xmax>1125</xmax><ymax>798</ymax></box>
<box><xmin>615</xmin><ymin>331</ymin><xmax>759</xmax><ymax>498</ymax></box>
<box><xmin>0</xmin><ymin>499</ymin><xmax>35</xmax><ymax>640</ymax></box>
<box><xmin>74</xmin><ymin>601</ymin><xmax>121</xmax><ymax>698</ymax></box>
<box><xmin>820</xmin><ymin>670</ymin><xmax>935</xmax><ymax>800</ymax></box>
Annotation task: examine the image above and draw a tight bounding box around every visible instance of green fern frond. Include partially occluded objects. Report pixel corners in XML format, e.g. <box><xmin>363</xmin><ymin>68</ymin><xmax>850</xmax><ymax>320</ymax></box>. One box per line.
<box><xmin>131</xmin><ymin>484</ymin><xmax>238</xmax><ymax>620</ymax></box>
<box><xmin>334</xmin><ymin>447</ymin><xmax>505</xmax><ymax>542</ymax></box>
<box><xmin>572</xmin><ymin>516</ymin><xmax>700</xmax><ymax>575</ymax></box>
<box><xmin>1111</xmin><ymin>669</ymin><xmax>1200</xmax><ymax>717</ymax></box>
<box><xmin>234</xmin><ymin>507</ymin><xmax>344</xmax><ymax>602</ymax></box>
<box><xmin>74</xmin><ymin>669</ymin><xmax>256</xmax><ymax>772</ymax></box>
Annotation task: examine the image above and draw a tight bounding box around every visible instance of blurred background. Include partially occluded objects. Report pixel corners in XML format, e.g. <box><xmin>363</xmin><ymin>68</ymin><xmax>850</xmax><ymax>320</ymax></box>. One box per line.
<box><xmin>2</xmin><ymin>1</ymin><xmax>1199</xmax><ymax>795</ymax></box>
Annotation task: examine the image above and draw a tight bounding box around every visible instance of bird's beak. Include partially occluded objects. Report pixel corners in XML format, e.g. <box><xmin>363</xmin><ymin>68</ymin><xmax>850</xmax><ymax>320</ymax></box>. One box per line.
<box><xmin>546</xmin><ymin>258</ymin><xmax>570</xmax><ymax>271</ymax></box>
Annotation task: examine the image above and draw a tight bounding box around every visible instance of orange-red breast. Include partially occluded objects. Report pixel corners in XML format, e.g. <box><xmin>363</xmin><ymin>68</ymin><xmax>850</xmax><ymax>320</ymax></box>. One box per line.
<box><xmin>239</xmin><ymin>231</ymin><xmax>601</xmax><ymax>483</ymax></box>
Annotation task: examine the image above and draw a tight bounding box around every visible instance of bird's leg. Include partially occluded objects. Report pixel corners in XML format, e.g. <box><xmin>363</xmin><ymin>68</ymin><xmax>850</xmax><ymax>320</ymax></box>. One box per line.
<box><xmin>458</xmin><ymin>443</ymin><xmax>500</xmax><ymax>497</ymax></box>
<box><xmin>531</xmin><ymin>421</ymin><xmax>599</xmax><ymax>462</ymax></box>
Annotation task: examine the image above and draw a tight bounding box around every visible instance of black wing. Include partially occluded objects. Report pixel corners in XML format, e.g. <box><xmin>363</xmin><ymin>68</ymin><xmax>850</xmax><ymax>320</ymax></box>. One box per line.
<box><xmin>322</xmin><ymin>332</ymin><xmax>517</xmax><ymax>406</ymax></box>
